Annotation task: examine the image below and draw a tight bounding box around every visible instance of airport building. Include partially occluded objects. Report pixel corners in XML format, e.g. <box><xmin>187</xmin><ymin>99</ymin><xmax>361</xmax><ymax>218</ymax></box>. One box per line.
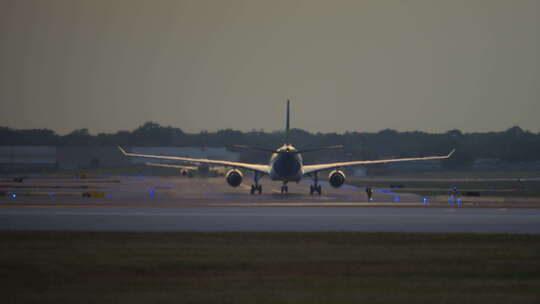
<box><xmin>386</xmin><ymin>159</ymin><xmax>442</xmax><ymax>170</ymax></box>
<box><xmin>56</xmin><ymin>146</ymin><xmax>130</xmax><ymax>170</ymax></box>
<box><xmin>0</xmin><ymin>146</ymin><xmax>57</xmax><ymax>173</ymax></box>
<box><xmin>0</xmin><ymin>146</ymin><xmax>240</xmax><ymax>173</ymax></box>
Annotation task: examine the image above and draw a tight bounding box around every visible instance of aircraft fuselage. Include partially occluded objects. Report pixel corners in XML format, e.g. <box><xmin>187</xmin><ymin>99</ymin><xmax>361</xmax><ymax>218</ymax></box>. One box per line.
<box><xmin>268</xmin><ymin>144</ymin><xmax>303</xmax><ymax>182</ymax></box>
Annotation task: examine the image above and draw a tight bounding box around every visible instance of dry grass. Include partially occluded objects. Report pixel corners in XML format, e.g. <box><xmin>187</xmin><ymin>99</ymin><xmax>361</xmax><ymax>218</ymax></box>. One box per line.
<box><xmin>1</xmin><ymin>231</ymin><xmax>540</xmax><ymax>304</ymax></box>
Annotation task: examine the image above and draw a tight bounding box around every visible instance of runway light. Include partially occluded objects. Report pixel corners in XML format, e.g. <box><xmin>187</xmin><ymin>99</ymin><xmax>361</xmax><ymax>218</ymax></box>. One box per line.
<box><xmin>148</xmin><ymin>188</ymin><xmax>156</xmax><ymax>198</ymax></box>
<box><xmin>394</xmin><ymin>195</ymin><xmax>400</xmax><ymax>202</ymax></box>
<box><xmin>10</xmin><ymin>193</ymin><xmax>16</xmax><ymax>199</ymax></box>
<box><xmin>48</xmin><ymin>192</ymin><xmax>56</xmax><ymax>198</ymax></box>
<box><xmin>423</xmin><ymin>198</ymin><xmax>428</xmax><ymax>205</ymax></box>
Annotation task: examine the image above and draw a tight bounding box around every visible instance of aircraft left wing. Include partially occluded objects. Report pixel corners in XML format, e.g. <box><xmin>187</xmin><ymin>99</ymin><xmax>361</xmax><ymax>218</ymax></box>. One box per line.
<box><xmin>303</xmin><ymin>149</ymin><xmax>455</xmax><ymax>175</ymax></box>
<box><xmin>118</xmin><ymin>146</ymin><xmax>270</xmax><ymax>174</ymax></box>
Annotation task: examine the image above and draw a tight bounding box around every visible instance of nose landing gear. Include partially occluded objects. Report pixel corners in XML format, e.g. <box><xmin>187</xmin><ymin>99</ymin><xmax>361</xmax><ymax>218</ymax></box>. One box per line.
<box><xmin>280</xmin><ymin>182</ymin><xmax>288</xmax><ymax>194</ymax></box>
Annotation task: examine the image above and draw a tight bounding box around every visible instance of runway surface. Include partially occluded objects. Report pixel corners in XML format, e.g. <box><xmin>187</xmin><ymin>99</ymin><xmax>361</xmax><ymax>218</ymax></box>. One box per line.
<box><xmin>2</xmin><ymin>206</ymin><xmax>540</xmax><ymax>233</ymax></box>
<box><xmin>0</xmin><ymin>176</ymin><xmax>426</xmax><ymax>205</ymax></box>
<box><xmin>2</xmin><ymin>176</ymin><xmax>540</xmax><ymax>233</ymax></box>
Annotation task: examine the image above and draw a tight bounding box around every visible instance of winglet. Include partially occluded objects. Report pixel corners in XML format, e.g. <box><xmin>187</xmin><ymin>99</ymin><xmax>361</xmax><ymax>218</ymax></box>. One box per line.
<box><xmin>117</xmin><ymin>145</ymin><xmax>128</xmax><ymax>156</ymax></box>
<box><xmin>447</xmin><ymin>149</ymin><xmax>456</xmax><ymax>158</ymax></box>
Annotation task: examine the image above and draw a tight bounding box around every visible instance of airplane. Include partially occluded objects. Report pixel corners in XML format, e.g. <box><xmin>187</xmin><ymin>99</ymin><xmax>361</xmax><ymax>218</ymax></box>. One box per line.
<box><xmin>144</xmin><ymin>162</ymin><xmax>223</xmax><ymax>177</ymax></box>
<box><xmin>119</xmin><ymin>100</ymin><xmax>454</xmax><ymax>195</ymax></box>
<box><xmin>144</xmin><ymin>162</ymin><xmax>198</xmax><ymax>177</ymax></box>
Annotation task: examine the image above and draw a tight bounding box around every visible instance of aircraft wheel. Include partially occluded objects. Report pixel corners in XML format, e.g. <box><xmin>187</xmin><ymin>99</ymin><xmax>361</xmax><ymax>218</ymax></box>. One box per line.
<box><xmin>250</xmin><ymin>185</ymin><xmax>255</xmax><ymax>195</ymax></box>
<box><xmin>309</xmin><ymin>185</ymin><xmax>314</xmax><ymax>195</ymax></box>
<box><xmin>317</xmin><ymin>185</ymin><xmax>322</xmax><ymax>195</ymax></box>
<box><xmin>258</xmin><ymin>185</ymin><xmax>262</xmax><ymax>195</ymax></box>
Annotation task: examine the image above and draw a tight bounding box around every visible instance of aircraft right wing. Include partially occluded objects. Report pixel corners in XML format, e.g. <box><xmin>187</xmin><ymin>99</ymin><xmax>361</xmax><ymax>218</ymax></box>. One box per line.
<box><xmin>118</xmin><ymin>146</ymin><xmax>271</xmax><ymax>175</ymax></box>
<box><xmin>303</xmin><ymin>149</ymin><xmax>455</xmax><ymax>175</ymax></box>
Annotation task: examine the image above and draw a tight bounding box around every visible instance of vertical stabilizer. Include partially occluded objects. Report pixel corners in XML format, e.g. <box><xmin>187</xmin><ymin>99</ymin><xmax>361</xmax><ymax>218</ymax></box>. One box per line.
<box><xmin>286</xmin><ymin>100</ymin><xmax>290</xmax><ymax>144</ymax></box>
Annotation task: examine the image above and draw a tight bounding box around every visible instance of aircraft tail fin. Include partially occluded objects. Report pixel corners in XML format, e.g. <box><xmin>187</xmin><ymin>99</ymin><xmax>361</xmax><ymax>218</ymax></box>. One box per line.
<box><xmin>285</xmin><ymin>100</ymin><xmax>290</xmax><ymax>144</ymax></box>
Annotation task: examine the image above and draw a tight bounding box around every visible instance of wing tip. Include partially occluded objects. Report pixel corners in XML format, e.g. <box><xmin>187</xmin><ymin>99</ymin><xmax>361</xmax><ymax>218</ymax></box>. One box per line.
<box><xmin>447</xmin><ymin>149</ymin><xmax>456</xmax><ymax>158</ymax></box>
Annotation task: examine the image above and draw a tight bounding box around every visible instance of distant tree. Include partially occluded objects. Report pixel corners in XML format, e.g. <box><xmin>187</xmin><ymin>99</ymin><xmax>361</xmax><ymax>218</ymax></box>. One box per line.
<box><xmin>60</xmin><ymin>128</ymin><xmax>96</xmax><ymax>146</ymax></box>
<box><xmin>3</xmin><ymin>124</ymin><xmax>540</xmax><ymax>165</ymax></box>
<box><xmin>129</xmin><ymin>122</ymin><xmax>183</xmax><ymax>146</ymax></box>
<box><xmin>0</xmin><ymin>127</ymin><xmax>59</xmax><ymax>145</ymax></box>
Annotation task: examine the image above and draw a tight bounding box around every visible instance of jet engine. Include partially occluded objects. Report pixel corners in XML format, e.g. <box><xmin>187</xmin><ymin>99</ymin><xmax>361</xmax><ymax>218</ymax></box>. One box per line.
<box><xmin>328</xmin><ymin>170</ymin><xmax>346</xmax><ymax>188</ymax></box>
<box><xmin>225</xmin><ymin>169</ymin><xmax>243</xmax><ymax>187</ymax></box>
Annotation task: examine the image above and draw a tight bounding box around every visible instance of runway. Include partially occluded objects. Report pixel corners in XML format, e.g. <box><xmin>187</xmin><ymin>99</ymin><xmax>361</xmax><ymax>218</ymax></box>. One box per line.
<box><xmin>2</xmin><ymin>206</ymin><xmax>540</xmax><ymax>233</ymax></box>
<box><xmin>2</xmin><ymin>176</ymin><xmax>540</xmax><ymax>233</ymax></box>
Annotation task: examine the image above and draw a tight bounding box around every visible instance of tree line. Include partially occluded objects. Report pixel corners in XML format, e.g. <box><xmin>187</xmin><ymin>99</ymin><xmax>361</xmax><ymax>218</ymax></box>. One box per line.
<box><xmin>2</xmin><ymin>122</ymin><xmax>540</xmax><ymax>167</ymax></box>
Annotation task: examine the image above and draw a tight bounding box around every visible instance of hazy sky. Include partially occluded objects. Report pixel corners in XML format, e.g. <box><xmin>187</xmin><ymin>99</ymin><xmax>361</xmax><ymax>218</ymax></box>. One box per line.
<box><xmin>1</xmin><ymin>0</ymin><xmax>538</xmax><ymax>134</ymax></box>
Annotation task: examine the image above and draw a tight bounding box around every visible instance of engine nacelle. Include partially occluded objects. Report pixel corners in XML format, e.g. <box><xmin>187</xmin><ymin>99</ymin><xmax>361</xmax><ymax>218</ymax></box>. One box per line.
<box><xmin>328</xmin><ymin>170</ymin><xmax>346</xmax><ymax>188</ymax></box>
<box><xmin>225</xmin><ymin>169</ymin><xmax>243</xmax><ymax>187</ymax></box>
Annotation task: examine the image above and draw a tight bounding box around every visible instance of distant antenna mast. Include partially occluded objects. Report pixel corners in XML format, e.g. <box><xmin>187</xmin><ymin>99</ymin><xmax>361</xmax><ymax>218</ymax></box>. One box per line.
<box><xmin>286</xmin><ymin>100</ymin><xmax>290</xmax><ymax>144</ymax></box>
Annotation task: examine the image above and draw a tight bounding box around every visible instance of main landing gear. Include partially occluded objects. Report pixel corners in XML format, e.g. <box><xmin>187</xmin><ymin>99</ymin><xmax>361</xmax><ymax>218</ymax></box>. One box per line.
<box><xmin>250</xmin><ymin>172</ymin><xmax>262</xmax><ymax>195</ymax></box>
<box><xmin>309</xmin><ymin>172</ymin><xmax>322</xmax><ymax>195</ymax></box>
<box><xmin>250</xmin><ymin>184</ymin><xmax>262</xmax><ymax>195</ymax></box>
<box><xmin>280</xmin><ymin>182</ymin><xmax>288</xmax><ymax>194</ymax></box>
<box><xmin>310</xmin><ymin>184</ymin><xmax>322</xmax><ymax>195</ymax></box>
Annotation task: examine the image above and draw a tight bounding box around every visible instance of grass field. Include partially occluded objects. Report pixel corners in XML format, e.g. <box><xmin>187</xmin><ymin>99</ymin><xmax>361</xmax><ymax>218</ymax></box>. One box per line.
<box><xmin>1</xmin><ymin>231</ymin><xmax>539</xmax><ymax>303</ymax></box>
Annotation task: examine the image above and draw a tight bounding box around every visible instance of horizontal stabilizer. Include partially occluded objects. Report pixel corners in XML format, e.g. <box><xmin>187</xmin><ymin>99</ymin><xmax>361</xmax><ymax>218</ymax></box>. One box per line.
<box><xmin>295</xmin><ymin>145</ymin><xmax>344</xmax><ymax>154</ymax></box>
<box><xmin>230</xmin><ymin>145</ymin><xmax>275</xmax><ymax>153</ymax></box>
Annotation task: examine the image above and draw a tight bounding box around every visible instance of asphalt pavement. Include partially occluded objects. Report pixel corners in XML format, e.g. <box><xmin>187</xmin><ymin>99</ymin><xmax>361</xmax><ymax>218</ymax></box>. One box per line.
<box><xmin>2</xmin><ymin>206</ymin><xmax>540</xmax><ymax>233</ymax></box>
